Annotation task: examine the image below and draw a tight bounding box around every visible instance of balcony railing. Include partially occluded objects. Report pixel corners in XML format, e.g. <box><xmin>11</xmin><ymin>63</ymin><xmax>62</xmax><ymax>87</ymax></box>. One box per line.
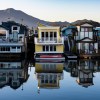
<box><xmin>0</xmin><ymin>38</ymin><xmax>23</xmax><ymax>43</ymax></box>
<box><xmin>35</xmin><ymin>37</ymin><xmax>64</xmax><ymax>44</ymax></box>
<box><xmin>79</xmin><ymin>49</ymin><xmax>98</xmax><ymax>55</ymax></box>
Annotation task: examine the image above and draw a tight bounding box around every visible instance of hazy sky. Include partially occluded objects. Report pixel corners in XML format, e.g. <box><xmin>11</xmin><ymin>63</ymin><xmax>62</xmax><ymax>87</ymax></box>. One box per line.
<box><xmin>0</xmin><ymin>0</ymin><xmax>100</xmax><ymax>22</ymax></box>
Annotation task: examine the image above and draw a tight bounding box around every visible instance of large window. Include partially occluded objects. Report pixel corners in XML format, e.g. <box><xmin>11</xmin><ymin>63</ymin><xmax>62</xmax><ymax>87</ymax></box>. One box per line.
<box><xmin>81</xmin><ymin>27</ymin><xmax>92</xmax><ymax>32</ymax></box>
<box><xmin>0</xmin><ymin>47</ymin><xmax>10</xmax><ymax>51</ymax></box>
<box><xmin>80</xmin><ymin>27</ymin><xmax>93</xmax><ymax>39</ymax></box>
<box><xmin>41</xmin><ymin>31</ymin><xmax>57</xmax><ymax>41</ymax></box>
<box><xmin>42</xmin><ymin>45</ymin><xmax>56</xmax><ymax>52</ymax></box>
<box><xmin>0</xmin><ymin>31</ymin><xmax>6</xmax><ymax>39</ymax></box>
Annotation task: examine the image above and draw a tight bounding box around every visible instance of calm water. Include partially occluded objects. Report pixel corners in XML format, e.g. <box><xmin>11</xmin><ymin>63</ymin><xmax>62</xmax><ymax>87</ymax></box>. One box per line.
<box><xmin>0</xmin><ymin>59</ymin><xmax>100</xmax><ymax>100</ymax></box>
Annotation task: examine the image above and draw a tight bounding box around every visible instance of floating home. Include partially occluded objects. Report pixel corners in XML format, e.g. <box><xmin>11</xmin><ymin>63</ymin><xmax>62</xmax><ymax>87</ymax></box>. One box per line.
<box><xmin>0</xmin><ymin>21</ymin><xmax>28</xmax><ymax>58</ymax></box>
<box><xmin>74</xmin><ymin>23</ymin><xmax>99</xmax><ymax>58</ymax></box>
<box><xmin>34</xmin><ymin>26</ymin><xmax>65</xmax><ymax>60</ymax></box>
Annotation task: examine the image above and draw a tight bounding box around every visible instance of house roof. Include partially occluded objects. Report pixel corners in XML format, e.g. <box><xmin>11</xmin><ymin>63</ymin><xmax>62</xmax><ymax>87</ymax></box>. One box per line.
<box><xmin>95</xmin><ymin>27</ymin><xmax>100</xmax><ymax>31</ymax></box>
<box><xmin>2</xmin><ymin>21</ymin><xmax>28</xmax><ymax>35</ymax></box>
<box><xmin>61</xmin><ymin>26</ymin><xmax>77</xmax><ymax>36</ymax></box>
<box><xmin>62</xmin><ymin>26</ymin><xmax>77</xmax><ymax>31</ymax></box>
<box><xmin>0</xmin><ymin>25</ymin><xmax>9</xmax><ymax>30</ymax></box>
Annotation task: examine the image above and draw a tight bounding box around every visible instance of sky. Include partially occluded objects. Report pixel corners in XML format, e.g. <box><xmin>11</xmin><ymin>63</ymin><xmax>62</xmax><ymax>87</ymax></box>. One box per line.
<box><xmin>0</xmin><ymin>0</ymin><xmax>100</xmax><ymax>22</ymax></box>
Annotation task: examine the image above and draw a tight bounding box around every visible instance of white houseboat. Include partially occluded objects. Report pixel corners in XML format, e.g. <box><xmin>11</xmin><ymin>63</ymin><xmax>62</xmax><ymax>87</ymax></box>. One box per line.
<box><xmin>0</xmin><ymin>21</ymin><xmax>28</xmax><ymax>58</ymax></box>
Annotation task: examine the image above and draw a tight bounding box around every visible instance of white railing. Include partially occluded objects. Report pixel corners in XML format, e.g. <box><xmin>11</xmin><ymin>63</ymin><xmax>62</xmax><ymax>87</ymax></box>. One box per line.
<box><xmin>0</xmin><ymin>38</ymin><xmax>23</xmax><ymax>43</ymax></box>
<box><xmin>35</xmin><ymin>37</ymin><xmax>64</xmax><ymax>44</ymax></box>
<box><xmin>75</xmin><ymin>32</ymin><xmax>93</xmax><ymax>40</ymax></box>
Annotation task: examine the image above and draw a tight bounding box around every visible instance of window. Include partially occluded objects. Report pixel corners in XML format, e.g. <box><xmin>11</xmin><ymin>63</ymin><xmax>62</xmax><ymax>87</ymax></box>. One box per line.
<box><xmin>41</xmin><ymin>32</ymin><xmax>44</xmax><ymax>37</ymax></box>
<box><xmin>6</xmin><ymin>47</ymin><xmax>10</xmax><ymax>51</ymax></box>
<box><xmin>81</xmin><ymin>28</ymin><xmax>85</xmax><ymax>32</ymax></box>
<box><xmin>43</xmin><ymin>46</ymin><xmax>45</xmax><ymax>51</ymax></box>
<box><xmin>17</xmin><ymin>46</ymin><xmax>20</xmax><ymax>49</ymax></box>
<box><xmin>46</xmin><ymin>46</ymin><xmax>49</xmax><ymax>51</ymax></box>
<box><xmin>81</xmin><ymin>27</ymin><xmax>92</xmax><ymax>32</ymax></box>
<box><xmin>46</xmin><ymin>32</ymin><xmax>48</xmax><ymax>37</ymax></box>
<box><xmin>12</xmin><ymin>47</ymin><xmax>16</xmax><ymax>49</ymax></box>
<box><xmin>0</xmin><ymin>47</ymin><xmax>10</xmax><ymax>51</ymax></box>
<box><xmin>42</xmin><ymin>45</ymin><xmax>56</xmax><ymax>52</ymax></box>
<box><xmin>89</xmin><ymin>28</ymin><xmax>92</xmax><ymax>32</ymax></box>
<box><xmin>50</xmin><ymin>45</ymin><xmax>53</xmax><ymax>51</ymax></box>
<box><xmin>13</xmin><ymin>27</ymin><xmax>18</xmax><ymax>30</ymax></box>
<box><xmin>54</xmin><ymin>46</ymin><xmax>56</xmax><ymax>51</ymax></box>
<box><xmin>0</xmin><ymin>34</ymin><xmax>6</xmax><ymax>36</ymax></box>
<box><xmin>50</xmin><ymin>32</ymin><xmax>53</xmax><ymax>37</ymax></box>
<box><xmin>19</xmin><ymin>36</ymin><xmax>22</xmax><ymax>41</ymax></box>
<box><xmin>54</xmin><ymin>32</ymin><xmax>57</xmax><ymax>37</ymax></box>
<box><xmin>85</xmin><ymin>28</ymin><xmax>88</xmax><ymax>32</ymax></box>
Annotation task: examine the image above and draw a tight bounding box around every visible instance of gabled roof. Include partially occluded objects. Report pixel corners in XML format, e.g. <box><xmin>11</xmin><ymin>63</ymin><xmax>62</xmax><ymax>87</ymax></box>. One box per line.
<box><xmin>62</xmin><ymin>26</ymin><xmax>77</xmax><ymax>31</ymax></box>
<box><xmin>77</xmin><ymin>37</ymin><xmax>95</xmax><ymax>43</ymax></box>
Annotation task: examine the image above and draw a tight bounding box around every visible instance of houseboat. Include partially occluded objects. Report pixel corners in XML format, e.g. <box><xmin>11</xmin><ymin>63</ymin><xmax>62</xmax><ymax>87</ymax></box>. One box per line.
<box><xmin>34</xmin><ymin>26</ymin><xmax>65</xmax><ymax>61</ymax></box>
<box><xmin>74</xmin><ymin>22</ymin><xmax>99</xmax><ymax>59</ymax></box>
<box><xmin>0</xmin><ymin>21</ymin><xmax>28</xmax><ymax>58</ymax></box>
<box><xmin>35</xmin><ymin>61</ymin><xmax>63</xmax><ymax>92</ymax></box>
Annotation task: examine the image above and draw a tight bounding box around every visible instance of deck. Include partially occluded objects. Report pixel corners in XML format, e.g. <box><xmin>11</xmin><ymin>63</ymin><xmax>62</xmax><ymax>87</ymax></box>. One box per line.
<box><xmin>79</xmin><ymin>53</ymin><xmax>100</xmax><ymax>59</ymax></box>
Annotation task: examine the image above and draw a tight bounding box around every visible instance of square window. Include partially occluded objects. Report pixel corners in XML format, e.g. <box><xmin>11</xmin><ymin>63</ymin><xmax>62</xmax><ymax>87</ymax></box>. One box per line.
<box><xmin>43</xmin><ymin>46</ymin><xmax>45</xmax><ymax>51</ymax></box>
<box><xmin>13</xmin><ymin>27</ymin><xmax>18</xmax><ymax>30</ymax></box>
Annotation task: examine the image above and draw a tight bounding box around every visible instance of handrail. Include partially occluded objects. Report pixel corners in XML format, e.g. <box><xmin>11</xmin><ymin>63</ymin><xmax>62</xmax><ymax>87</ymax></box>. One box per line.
<box><xmin>37</xmin><ymin>37</ymin><xmax>63</xmax><ymax>43</ymax></box>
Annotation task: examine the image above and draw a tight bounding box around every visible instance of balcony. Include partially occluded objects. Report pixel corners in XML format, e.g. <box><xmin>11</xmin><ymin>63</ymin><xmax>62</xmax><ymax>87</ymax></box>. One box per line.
<box><xmin>35</xmin><ymin>37</ymin><xmax>64</xmax><ymax>45</ymax></box>
<box><xmin>0</xmin><ymin>37</ymin><xmax>24</xmax><ymax>46</ymax></box>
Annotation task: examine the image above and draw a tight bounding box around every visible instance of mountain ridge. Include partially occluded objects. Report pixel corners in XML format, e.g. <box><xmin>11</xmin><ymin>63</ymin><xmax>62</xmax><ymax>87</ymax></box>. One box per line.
<box><xmin>0</xmin><ymin>8</ymin><xmax>100</xmax><ymax>29</ymax></box>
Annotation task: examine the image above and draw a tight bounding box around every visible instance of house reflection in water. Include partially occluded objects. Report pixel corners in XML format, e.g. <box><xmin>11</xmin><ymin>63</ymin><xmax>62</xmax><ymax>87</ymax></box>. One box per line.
<box><xmin>76</xmin><ymin>60</ymin><xmax>95</xmax><ymax>88</ymax></box>
<box><xmin>64</xmin><ymin>60</ymin><xmax>78</xmax><ymax>77</ymax></box>
<box><xmin>35</xmin><ymin>60</ymin><xmax>64</xmax><ymax>93</ymax></box>
<box><xmin>0</xmin><ymin>60</ymin><xmax>29</xmax><ymax>89</ymax></box>
<box><xmin>64</xmin><ymin>60</ymin><xmax>100</xmax><ymax>88</ymax></box>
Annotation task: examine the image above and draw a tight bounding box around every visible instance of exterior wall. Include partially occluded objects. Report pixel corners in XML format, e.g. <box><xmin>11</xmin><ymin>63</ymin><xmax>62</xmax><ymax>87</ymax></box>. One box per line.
<box><xmin>0</xmin><ymin>46</ymin><xmax>22</xmax><ymax>53</ymax></box>
<box><xmin>35</xmin><ymin>63</ymin><xmax>63</xmax><ymax>73</ymax></box>
<box><xmin>38</xmin><ymin>27</ymin><xmax>60</xmax><ymax>39</ymax></box>
<box><xmin>35</xmin><ymin>45</ymin><xmax>42</xmax><ymax>52</ymax></box>
<box><xmin>79</xmin><ymin>71</ymin><xmax>92</xmax><ymax>78</ymax></box>
<box><xmin>35</xmin><ymin>44</ymin><xmax>64</xmax><ymax>53</ymax></box>
<box><xmin>18</xmin><ymin>34</ymin><xmax>25</xmax><ymax>43</ymax></box>
<box><xmin>37</xmin><ymin>73</ymin><xmax>60</xmax><ymax>88</ymax></box>
<box><xmin>56</xmin><ymin>45</ymin><xmax>63</xmax><ymax>52</ymax></box>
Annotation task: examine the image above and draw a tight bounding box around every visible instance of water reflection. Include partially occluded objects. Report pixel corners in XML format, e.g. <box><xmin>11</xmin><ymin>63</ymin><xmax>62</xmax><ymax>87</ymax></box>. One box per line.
<box><xmin>35</xmin><ymin>61</ymin><xmax>64</xmax><ymax>93</ymax></box>
<box><xmin>64</xmin><ymin>60</ymin><xmax>100</xmax><ymax>88</ymax></box>
<box><xmin>0</xmin><ymin>59</ymin><xmax>29</xmax><ymax>89</ymax></box>
<box><xmin>0</xmin><ymin>59</ymin><xmax>100</xmax><ymax>90</ymax></box>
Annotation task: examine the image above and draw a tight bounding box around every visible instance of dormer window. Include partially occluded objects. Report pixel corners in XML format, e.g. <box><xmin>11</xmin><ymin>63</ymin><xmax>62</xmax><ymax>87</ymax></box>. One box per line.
<box><xmin>12</xmin><ymin>26</ymin><xmax>20</xmax><ymax>32</ymax></box>
<box><xmin>13</xmin><ymin>27</ymin><xmax>18</xmax><ymax>30</ymax></box>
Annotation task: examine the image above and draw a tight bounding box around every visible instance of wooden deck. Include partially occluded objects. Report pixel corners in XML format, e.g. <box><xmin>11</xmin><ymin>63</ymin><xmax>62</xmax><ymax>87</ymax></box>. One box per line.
<box><xmin>79</xmin><ymin>53</ymin><xmax>100</xmax><ymax>59</ymax></box>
